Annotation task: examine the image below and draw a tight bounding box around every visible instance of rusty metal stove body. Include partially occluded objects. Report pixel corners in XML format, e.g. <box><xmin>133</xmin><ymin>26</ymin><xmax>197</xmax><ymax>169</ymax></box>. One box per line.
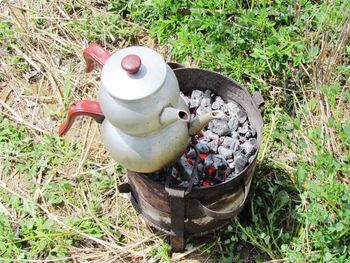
<box><xmin>118</xmin><ymin>65</ymin><xmax>264</xmax><ymax>252</ymax></box>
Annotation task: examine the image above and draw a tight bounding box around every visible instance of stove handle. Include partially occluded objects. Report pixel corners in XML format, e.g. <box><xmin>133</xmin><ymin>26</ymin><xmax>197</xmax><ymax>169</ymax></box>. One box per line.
<box><xmin>194</xmin><ymin>180</ymin><xmax>251</xmax><ymax>220</ymax></box>
<box><xmin>252</xmin><ymin>91</ymin><xmax>265</xmax><ymax>113</ymax></box>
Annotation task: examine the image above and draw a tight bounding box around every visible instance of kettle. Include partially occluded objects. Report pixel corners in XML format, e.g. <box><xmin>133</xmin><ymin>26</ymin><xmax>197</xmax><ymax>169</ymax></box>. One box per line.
<box><xmin>58</xmin><ymin>43</ymin><xmax>223</xmax><ymax>173</ymax></box>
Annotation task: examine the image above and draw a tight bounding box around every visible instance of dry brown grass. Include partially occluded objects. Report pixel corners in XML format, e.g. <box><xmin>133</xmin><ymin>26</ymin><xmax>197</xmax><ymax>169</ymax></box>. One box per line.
<box><xmin>0</xmin><ymin>1</ymin><xmax>207</xmax><ymax>261</ymax></box>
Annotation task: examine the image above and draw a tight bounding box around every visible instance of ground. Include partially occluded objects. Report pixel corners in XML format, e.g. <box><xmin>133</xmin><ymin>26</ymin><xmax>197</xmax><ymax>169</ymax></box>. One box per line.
<box><xmin>0</xmin><ymin>1</ymin><xmax>350</xmax><ymax>262</ymax></box>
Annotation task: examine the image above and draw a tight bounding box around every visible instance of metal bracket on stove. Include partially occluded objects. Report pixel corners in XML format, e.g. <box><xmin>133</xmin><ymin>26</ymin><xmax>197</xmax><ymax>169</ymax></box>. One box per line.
<box><xmin>252</xmin><ymin>92</ymin><xmax>265</xmax><ymax>112</ymax></box>
<box><xmin>165</xmin><ymin>187</ymin><xmax>186</xmax><ymax>252</ymax></box>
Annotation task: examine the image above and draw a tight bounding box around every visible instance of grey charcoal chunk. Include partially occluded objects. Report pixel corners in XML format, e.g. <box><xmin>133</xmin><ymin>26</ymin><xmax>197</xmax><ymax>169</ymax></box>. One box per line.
<box><xmin>234</xmin><ymin>155</ymin><xmax>248</xmax><ymax>174</ymax></box>
<box><xmin>187</xmin><ymin>148</ymin><xmax>197</xmax><ymax>159</ymax></box>
<box><xmin>228</xmin><ymin>161</ymin><xmax>235</xmax><ymax>169</ymax></box>
<box><xmin>203</xmin><ymin>130</ymin><xmax>219</xmax><ymax>141</ymax></box>
<box><xmin>236</xmin><ymin>109</ymin><xmax>247</xmax><ymax>124</ymax></box>
<box><xmin>209</xmin><ymin>120</ymin><xmax>231</xmax><ymax>136</ymax></box>
<box><xmin>248</xmin><ymin>138</ymin><xmax>258</xmax><ymax>150</ymax></box>
<box><xmin>245</xmin><ymin>130</ymin><xmax>252</xmax><ymax>138</ymax></box>
<box><xmin>212</xmin><ymin>96</ymin><xmax>228</xmax><ymax>112</ymax></box>
<box><xmin>222</xmin><ymin>136</ymin><xmax>237</xmax><ymax>151</ymax></box>
<box><xmin>231</xmin><ymin>131</ymin><xmax>239</xmax><ymax>139</ymax></box>
<box><xmin>218</xmin><ymin>146</ymin><xmax>233</xmax><ymax>159</ymax></box>
<box><xmin>213</xmin><ymin>170</ymin><xmax>226</xmax><ymax>183</ymax></box>
<box><xmin>207</xmin><ymin>140</ymin><xmax>219</xmax><ymax>152</ymax></box>
<box><xmin>197</xmin><ymin>142</ymin><xmax>210</xmax><ymax>154</ymax></box>
<box><xmin>201</xmin><ymin>97</ymin><xmax>211</xmax><ymax>107</ymax></box>
<box><xmin>191</xmin><ymin>89</ymin><xmax>204</xmax><ymax>101</ymax></box>
<box><xmin>228</xmin><ymin>172</ymin><xmax>238</xmax><ymax>179</ymax></box>
<box><xmin>228</xmin><ymin>117</ymin><xmax>239</xmax><ymax>131</ymax></box>
<box><xmin>198</xmin><ymin>137</ymin><xmax>211</xmax><ymax>144</ymax></box>
<box><xmin>227</xmin><ymin>101</ymin><xmax>239</xmax><ymax>115</ymax></box>
<box><xmin>211</xmin><ymin>96</ymin><xmax>225</xmax><ymax>110</ymax></box>
<box><xmin>196</xmin><ymin>105</ymin><xmax>211</xmax><ymax>115</ymax></box>
<box><xmin>189</xmin><ymin>99</ymin><xmax>200</xmax><ymax>109</ymax></box>
<box><xmin>240</xmin><ymin>141</ymin><xmax>256</xmax><ymax>157</ymax></box>
<box><xmin>204</xmin><ymin>89</ymin><xmax>212</xmax><ymax>98</ymax></box>
<box><xmin>204</xmin><ymin>154</ymin><xmax>227</xmax><ymax>170</ymax></box>
<box><xmin>238</xmin><ymin>135</ymin><xmax>247</xmax><ymax>144</ymax></box>
<box><xmin>238</xmin><ymin>124</ymin><xmax>249</xmax><ymax>135</ymax></box>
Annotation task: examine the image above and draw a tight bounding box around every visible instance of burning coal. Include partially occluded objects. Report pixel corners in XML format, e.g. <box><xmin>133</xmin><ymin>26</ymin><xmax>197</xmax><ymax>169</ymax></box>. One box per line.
<box><xmin>145</xmin><ymin>89</ymin><xmax>258</xmax><ymax>188</ymax></box>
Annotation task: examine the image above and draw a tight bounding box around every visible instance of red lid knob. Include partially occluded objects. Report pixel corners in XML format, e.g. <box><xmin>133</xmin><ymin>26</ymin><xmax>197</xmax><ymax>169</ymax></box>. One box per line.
<box><xmin>121</xmin><ymin>54</ymin><xmax>141</xmax><ymax>74</ymax></box>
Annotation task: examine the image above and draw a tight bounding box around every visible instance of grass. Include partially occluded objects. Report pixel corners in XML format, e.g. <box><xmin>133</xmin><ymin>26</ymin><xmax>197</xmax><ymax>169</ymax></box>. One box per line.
<box><xmin>0</xmin><ymin>0</ymin><xmax>349</xmax><ymax>262</ymax></box>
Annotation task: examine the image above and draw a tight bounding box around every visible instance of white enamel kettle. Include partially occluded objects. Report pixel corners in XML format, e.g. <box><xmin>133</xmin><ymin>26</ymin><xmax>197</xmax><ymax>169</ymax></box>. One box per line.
<box><xmin>58</xmin><ymin>43</ymin><xmax>223</xmax><ymax>173</ymax></box>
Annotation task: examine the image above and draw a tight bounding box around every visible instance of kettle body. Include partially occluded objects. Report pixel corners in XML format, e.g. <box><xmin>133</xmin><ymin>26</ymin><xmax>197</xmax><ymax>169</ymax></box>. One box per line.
<box><xmin>58</xmin><ymin>43</ymin><xmax>223</xmax><ymax>173</ymax></box>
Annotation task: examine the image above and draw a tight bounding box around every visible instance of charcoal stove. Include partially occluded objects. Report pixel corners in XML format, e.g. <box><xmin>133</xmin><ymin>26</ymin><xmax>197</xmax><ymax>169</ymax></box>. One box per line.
<box><xmin>118</xmin><ymin>64</ymin><xmax>264</xmax><ymax>252</ymax></box>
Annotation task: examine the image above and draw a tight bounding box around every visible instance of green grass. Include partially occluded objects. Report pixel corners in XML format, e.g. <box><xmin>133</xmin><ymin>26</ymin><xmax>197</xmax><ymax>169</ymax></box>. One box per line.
<box><xmin>1</xmin><ymin>0</ymin><xmax>350</xmax><ymax>262</ymax></box>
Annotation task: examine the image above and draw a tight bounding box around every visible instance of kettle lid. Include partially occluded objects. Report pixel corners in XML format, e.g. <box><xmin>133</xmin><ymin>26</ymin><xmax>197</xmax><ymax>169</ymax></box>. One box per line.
<box><xmin>101</xmin><ymin>46</ymin><xmax>167</xmax><ymax>101</ymax></box>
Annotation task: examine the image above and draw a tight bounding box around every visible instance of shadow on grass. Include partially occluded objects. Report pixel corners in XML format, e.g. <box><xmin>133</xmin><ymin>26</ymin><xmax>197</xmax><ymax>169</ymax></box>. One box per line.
<box><xmin>181</xmin><ymin>160</ymin><xmax>300</xmax><ymax>261</ymax></box>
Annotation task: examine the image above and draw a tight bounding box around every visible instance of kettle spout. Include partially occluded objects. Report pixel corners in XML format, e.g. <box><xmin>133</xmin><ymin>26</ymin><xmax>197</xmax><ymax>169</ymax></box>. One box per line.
<box><xmin>160</xmin><ymin>107</ymin><xmax>190</xmax><ymax>126</ymax></box>
<box><xmin>188</xmin><ymin>110</ymin><xmax>225</xmax><ymax>136</ymax></box>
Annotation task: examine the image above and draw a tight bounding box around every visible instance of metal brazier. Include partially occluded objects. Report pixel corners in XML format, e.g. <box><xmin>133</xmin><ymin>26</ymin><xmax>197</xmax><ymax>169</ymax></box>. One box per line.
<box><xmin>119</xmin><ymin>66</ymin><xmax>265</xmax><ymax>252</ymax></box>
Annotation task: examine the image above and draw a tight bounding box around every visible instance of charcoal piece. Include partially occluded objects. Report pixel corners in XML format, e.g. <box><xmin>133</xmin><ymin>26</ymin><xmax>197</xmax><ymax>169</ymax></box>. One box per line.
<box><xmin>226</xmin><ymin>158</ymin><xmax>233</xmax><ymax>163</ymax></box>
<box><xmin>211</xmin><ymin>96</ymin><xmax>225</xmax><ymax>110</ymax></box>
<box><xmin>207</xmin><ymin>140</ymin><xmax>219</xmax><ymax>152</ymax></box>
<box><xmin>228</xmin><ymin>117</ymin><xmax>239</xmax><ymax>131</ymax></box>
<box><xmin>227</xmin><ymin>101</ymin><xmax>239</xmax><ymax>113</ymax></box>
<box><xmin>218</xmin><ymin>146</ymin><xmax>233</xmax><ymax>159</ymax></box>
<box><xmin>248</xmin><ymin>138</ymin><xmax>258</xmax><ymax>150</ymax></box>
<box><xmin>234</xmin><ymin>155</ymin><xmax>248</xmax><ymax>174</ymax></box>
<box><xmin>228</xmin><ymin>172</ymin><xmax>238</xmax><ymax>179</ymax></box>
<box><xmin>189</xmin><ymin>99</ymin><xmax>200</xmax><ymax>109</ymax></box>
<box><xmin>191</xmin><ymin>89</ymin><xmax>204</xmax><ymax>101</ymax></box>
<box><xmin>204</xmin><ymin>89</ymin><xmax>212</xmax><ymax>98</ymax></box>
<box><xmin>248</xmin><ymin>155</ymin><xmax>255</xmax><ymax>164</ymax></box>
<box><xmin>204</xmin><ymin>154</ymin><xmax>227</xmax><ymax>170</ymax></box>
<box><xmin>187</xmin><ymin>148</ymin><xmax>197</xmax><ymax>159</ymax></box>
<box><xmin>213</xmin><ymin>170</ymin><xmax>226</xmax><ymax>183</ymax></box>
<box><xmin>212</xmin><ymin>96</ymin><xmax>228</xmax><ymax>112</ymax></box>
<box><xmin>197</xmin><ymin>142</ymin><xmax>210</xmax><ymax>154</ymax></box>
<box><xmin>231</xmin><ymin>131</ymin><xmax>239</xmax><ymax>139</ymax></box>
<box><xmin>178</xmin><ymin>156</ymin><xmax>193</xmax><ymax>181</ymax></box>
<box><xmin>245</xmin><ymin>130</ymin><xmax>252</xmax><ymax>138</ymax></box>
<box><xmin>201</xmin><ymin>97</ymin><xmax>211</xmax><ymax>107</ymax></box>
<box><xmin>239</xmin><ymin>136</ymin><xmax>246</xmax><ymax>144</ymax></box>
<box><xmin>203</xmin><ymin>130</ymin><xmax>219</xmax><ymax>141</ymax></box>
<box><xmin>236</xmin><ymin>109</ymin><xmax>247</xmax><ymax>124</ymax></box>
<box><xmin>240</xmin><ymin>142</ymin><xmax>256</xmax><ymax>157</ymax></box>
<box><xmin>196</xmin><ymin>105</ymin><xmax>211</xmax><ymax>115</ymax></box>
<box><xmin>209</xmin><ymin>119</ymin><xmax>230</xmax><ymax>136</ymax></box>
<box><xmin>198</xmin><ymin>137</ymin><xmax>211</xmax><ymax>145</ymax></box>
<box><xmin>222</xmin><ymin>136</ymin><xmax>237</xmax><ymax>150</ymax></box>
<box><xmin>238</xmin><ymin>124</ymin><xmax>249</xmax><ymax>135</ymax></box>
<box><xmin>228</xmin><ymin>161</ymin><xmax>235</xmax><ymax>169</ymax></box>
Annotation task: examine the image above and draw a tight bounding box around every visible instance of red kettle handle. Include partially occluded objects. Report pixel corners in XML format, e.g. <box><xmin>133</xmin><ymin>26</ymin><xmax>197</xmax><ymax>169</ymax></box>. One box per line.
<box><xmin>83</xmin><ymin>43</ymin><xmax>111</xmax><ymax>73</ymax></box>
<box><xmin>58</xmin><ymin>100</ymin><xmax>105</xmax><ymax>136</ymax></box>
